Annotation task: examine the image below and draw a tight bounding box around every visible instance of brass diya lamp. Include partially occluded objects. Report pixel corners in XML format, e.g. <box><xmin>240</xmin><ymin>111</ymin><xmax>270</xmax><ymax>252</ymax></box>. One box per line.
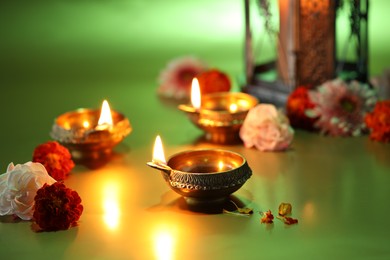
<box><xmin>147</xmin><ymin>136</ymin><xmax>252</xmax><ymax>208</ymax></box>
<box><xmin>51</xmin><ymin>100</ymin><xmax>131</xmax><ymax>166</ymax></box>
<box><xmin>178</xmin><ymin>78</ymin><xmax>258</xmax><ymax>144</ymax></box>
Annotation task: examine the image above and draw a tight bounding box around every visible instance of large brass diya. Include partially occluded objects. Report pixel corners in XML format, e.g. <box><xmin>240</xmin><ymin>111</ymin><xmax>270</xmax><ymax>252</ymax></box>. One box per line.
<box><xmin>50</xmin><ymin>108</ymin><xmax>131</xmax><ymax>165</ymax></box>
<box><xmin>147</xmin><ymin>149</ymin><xmax>252</xmax><ymax>207</ymax></box>
<box><xmin>179</xmin><ymin>92</ymin><xmax>258</xmax><ymax>144</ymax></box>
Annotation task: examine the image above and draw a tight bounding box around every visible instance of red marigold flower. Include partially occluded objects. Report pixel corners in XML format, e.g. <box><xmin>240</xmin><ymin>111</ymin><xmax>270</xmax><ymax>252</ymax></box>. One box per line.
<box><xmin>286</xmin><ymin>86</ymin><xmax>318</xmax><ymax>131</ymax></box>
<box><xmin>260</xmin><ymin>210</ymin><xmax>274</xmax><ymax>224</ymax></box>
<box><xmin>33</xmin><ymin>182</ymin><xmax>83</xmax><ymax>231</ymax></box>
<box><xmin>365</xmin><ymin>100</ymin><xmax>390</xmax><ymax>143</ymax></box>
<box><xmin>33</xmin><ymin>141</ymin><xmax>74</xmax><ymax>181</ymax></box>
<box><xmin>196</xmin><ymin>69</ymin><xmax>231</xmax><ymax>95</ymax></box>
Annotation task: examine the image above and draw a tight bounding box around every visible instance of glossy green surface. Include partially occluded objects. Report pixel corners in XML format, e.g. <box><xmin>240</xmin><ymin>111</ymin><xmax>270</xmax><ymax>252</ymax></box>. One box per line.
<box><xmin>1</xmin><ymin>1</ymin><xmax>390</xmax><ymax>259</ymax></box>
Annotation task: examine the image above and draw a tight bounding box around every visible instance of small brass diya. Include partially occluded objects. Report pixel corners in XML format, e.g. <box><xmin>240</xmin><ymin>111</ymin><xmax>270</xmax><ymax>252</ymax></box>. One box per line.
<box><xmin>178</xmin><ymin>81</ymin><xmax>258</xmax><ymax>144</ymax></box>
<box><xmin>147</xmin><ymin>149</ymin><xmax>252</xmax><ymax>208</ymax></box>
<box><xmin>51</xmin><ymin>102</ymin><xmax>131</xmax><ymax>166</ymax></box>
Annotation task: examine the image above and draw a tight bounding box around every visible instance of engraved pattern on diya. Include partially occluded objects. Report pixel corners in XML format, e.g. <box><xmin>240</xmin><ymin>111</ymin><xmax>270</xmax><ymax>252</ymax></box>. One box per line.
<box><xmin>50</xmin><ymin>108</ymin><xmax>131</xmax><ymax>164</ymax></box>
<box><xmin>148</xmin><ymin>149</ymin><xmax>252</xmax><ymax>207</ymax></box>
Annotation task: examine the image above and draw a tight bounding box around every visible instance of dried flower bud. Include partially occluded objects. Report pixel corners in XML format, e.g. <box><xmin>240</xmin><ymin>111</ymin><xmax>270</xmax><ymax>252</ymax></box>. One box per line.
<box><xmin>284</xmin><ymin>216</ymin><xmax>298</xmax><ymax>225</ymax></box>
<box><xmin>278</xmin><ymin>202</ymin><xmax>292</xmax><ymax>216</ymax></box>
<box><xmin>260</xmin><ymin>210</ymin><xmax>274</xmax><ymax>224</ymax></box>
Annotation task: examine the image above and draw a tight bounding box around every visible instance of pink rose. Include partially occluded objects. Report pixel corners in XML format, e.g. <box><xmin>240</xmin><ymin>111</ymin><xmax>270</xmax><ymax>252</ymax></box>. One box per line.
<box><xmin>0</xmin><ymin>162</ymin><xmax>56</xmax><ymax>220</ymax></box>
<box><xmin>240</xmin><ymin>104</ymin><xmax>294</xmax><ymax>151</ymax></box>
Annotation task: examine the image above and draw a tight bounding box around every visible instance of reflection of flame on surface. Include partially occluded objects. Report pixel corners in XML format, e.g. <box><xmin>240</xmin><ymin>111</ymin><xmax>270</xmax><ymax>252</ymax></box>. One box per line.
<box><xmin>153</xmin><ymin>229</ymin><xmax>175</xmax><ymax>260</ymax></box>
<box><xmin>153</xmin><ymin>135</ymin><xmax>166</xmax><ymax>165</ymax></box>
<box><xmin>98</xmin><ymin>100</ymin><xmax>113</xmax><ymax>127</ymax></box>
<box><xmin>302</xmin><ymin>201</ymin><xmax>315</xmax><ymax>224</ymax></box>
<box><xmin>191</xmin><ymin>78</ymin><xmax>201</xmax><ymax>110</ymax></box>
<box><xmin>103</xmin><ymin>182</ymin><xmax>120</xmax><ymax>230</ymax></box>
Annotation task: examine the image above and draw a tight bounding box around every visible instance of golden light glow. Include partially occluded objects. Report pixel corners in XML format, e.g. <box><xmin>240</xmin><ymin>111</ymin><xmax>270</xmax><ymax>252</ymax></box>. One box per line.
<box><xmin>152</xmin><ymin>135</ymin><xmax>166</xmax><ymax>165</ymax></box>
<box><xmin>229</xmin><ymin>103</ymin><xmax>238</xmax><ymax>113</ymax></box>
<box><xmin>190</xmin><ymin>78</ymin><xmax>201</xmax><ymax>110</ymax></box>
<box><xmin>153</xmin><ymin>230</ymin><xmax>175</xmax><ymax>260</ymax></box>
<box><xmin>98</xmin><ymin>100</ymin><xmax>113</xmax><ymax>127</ymax></box>
<box><xmin>83</xmin><ymin>120</ymin><xmax>90</xmax><ymax>128</ymax></box>
<box><xmin>102</xmin><ymin>182</ymin><xmax>121</xmax><ymax>230</ymax></box>
<box><xmin>218</xmin><ymin>160</ymin><xmax>224</xmax><ymax>172</ymax></box>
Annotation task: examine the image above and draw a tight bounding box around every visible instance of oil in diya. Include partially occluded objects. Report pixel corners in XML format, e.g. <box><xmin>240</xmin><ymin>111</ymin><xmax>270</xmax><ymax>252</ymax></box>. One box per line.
<box><xmin>147</xmin><ymin>135</ymin><xmax>252</xmax><ymax>211</ymax></box>
<box><xmin>178</xmin><ymin>78</ymin><xmax>258</xmax><ymax>144</ymax></box>
<box><xmin>51</xmin><ymin>100</ymin><xmax>131</xmax><ymax>167</ymax></box>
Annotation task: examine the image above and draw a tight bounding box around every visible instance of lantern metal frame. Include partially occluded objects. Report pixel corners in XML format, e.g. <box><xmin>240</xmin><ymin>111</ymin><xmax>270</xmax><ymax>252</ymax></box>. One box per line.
<box><xmin>242</xmin><ymin>0</ymin><xmax>369</xmax><ymax>106</ymax></box>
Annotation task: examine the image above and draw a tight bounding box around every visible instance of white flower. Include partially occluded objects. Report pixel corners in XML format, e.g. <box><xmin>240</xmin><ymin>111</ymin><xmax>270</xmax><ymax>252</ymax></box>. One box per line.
<box><xmin>240</xmin><ymin>104</ymin><xmax>294</xmax><ymax>151</ymax></box>
<box><xmin>0</xmin><ymin>162</ymin><xmax>56</xmax><ymax>220</ymax></box>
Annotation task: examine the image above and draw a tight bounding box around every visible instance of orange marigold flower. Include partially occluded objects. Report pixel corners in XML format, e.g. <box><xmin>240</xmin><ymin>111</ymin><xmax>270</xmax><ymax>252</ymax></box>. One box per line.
<box><xmin>365</xmin><ymin>100</ymin><xmax>390</xmax><ymax>143</ymax></box>
<box><xmin>33</xmin><ymin>182</ymin><xmax>83</xmax><ymax>231</ymax></box>
<box><xmin>32</xmin><ymin>141</ymin><xmax>74</xmax><ymax>181</ymax></box>
<box><xmin>196</xmin><ymin>69</ymin><xmax>231</xmax><ymax>95</ymax></box>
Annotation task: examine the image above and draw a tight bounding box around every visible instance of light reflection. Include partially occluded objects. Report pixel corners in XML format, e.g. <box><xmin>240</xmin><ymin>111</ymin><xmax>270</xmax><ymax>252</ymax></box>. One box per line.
<box><xmin>218</xmin><ymin>161</ymin><xmax>224</xmax><ymax>172</ymax></box>
<box><xmin>153</xmin><ymin>228</ymin><xmax>176</xmax><ymax>260</ymax></box>
<box><xmin>302</xmin><ymin>201</ymin><xmax>316</xmax><ymax>224</ymax></box>
<box><xmin>102</xmin><ymin>182</ymin><xmax>121</xmax><ymax>230</ymax></box>
<box><xmin>83</xmin><ymin>120</ymin><xmax>90</xmax><ymax>129</ymax></box>
<box><xmin>229</xmin><ymin>103</ymin><xmax>238</xmax><ymax>113</ymax></box>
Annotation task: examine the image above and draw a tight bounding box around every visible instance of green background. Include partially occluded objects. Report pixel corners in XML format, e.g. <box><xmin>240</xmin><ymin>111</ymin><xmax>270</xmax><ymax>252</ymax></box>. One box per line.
<box><xmin>0</xmin><ymin>2</ymin><xmax>389</xmax><ymax>259</ymax></box>
<box><xmin>1</xmin><ymin>0</ymin><xmax>389</xmax><ymax>86</ymax></box>
<box><xmin>0</xmin><ymin>0</ymin><xmax>389</xmax><ymax>166</ymax></box>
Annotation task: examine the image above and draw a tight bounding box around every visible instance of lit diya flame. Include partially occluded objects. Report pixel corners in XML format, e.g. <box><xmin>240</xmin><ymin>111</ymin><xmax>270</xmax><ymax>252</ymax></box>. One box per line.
<box><xmin>191</xmin><ymin>78</ymin><xmax>201</xmax><ymax>110</ymax></box>
<box><xmin>97</xmin><ymin>100</ymin><xmax>113</xmax><ymax>130</ymax></box>
<box><xmin>147</xmin><ymin>135</ymin><xmax>172</xmax><ymax>173</ymax></box>
<box><xmin>153</xmin><ymin>135</ymin><xmax>166</xmax><ymax>165</ymax></box>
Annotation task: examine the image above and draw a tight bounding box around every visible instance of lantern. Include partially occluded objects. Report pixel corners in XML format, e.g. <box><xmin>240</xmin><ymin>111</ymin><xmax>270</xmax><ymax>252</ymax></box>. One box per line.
<box><xmin>243</xmin><ymin>0</ymin><xmax>369</xmax><ymax>106</ymax></box>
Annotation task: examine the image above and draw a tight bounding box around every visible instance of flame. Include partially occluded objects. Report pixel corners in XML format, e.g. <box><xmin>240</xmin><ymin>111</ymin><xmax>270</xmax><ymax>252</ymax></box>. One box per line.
<box><xmin>153</xmin><ymin>135</ymin><xmax>166</xmax><ymax>165</ymax></box>
<box><xmin>229</xmin><ymin>103</ymin><xmax>238</xmax><ymax>113</ymax></box>
<box><xmin>191</xmin><ymin>78</ymin><xmax>201</xmax><ymax>110</ymax></box>
<box><xmin>98</xmin><ymin>100</ymin><xmax>113</xmax><ymax>127</ymax></box>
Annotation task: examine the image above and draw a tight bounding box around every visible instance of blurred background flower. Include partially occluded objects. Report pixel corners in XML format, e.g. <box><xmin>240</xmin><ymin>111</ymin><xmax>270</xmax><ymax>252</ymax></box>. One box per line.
<box><xmin>306</xmin><ymin>79</ymin><xmax>377</xmax><ymax>136</ymax></box>
<box><xmin>157</xmin><ymin>56</ymin><xmax>207</xmax><ymax>100</ymax></box>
